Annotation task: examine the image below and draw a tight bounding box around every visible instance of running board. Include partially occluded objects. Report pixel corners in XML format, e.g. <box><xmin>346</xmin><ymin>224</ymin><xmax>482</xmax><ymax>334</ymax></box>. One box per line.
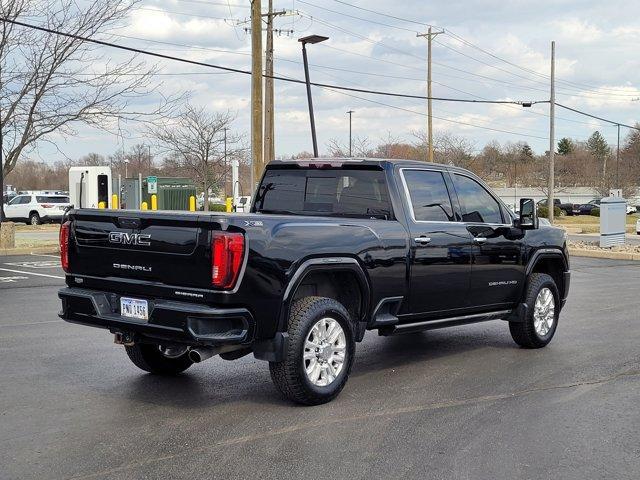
<box><xmin>378</xmin><ymin>309</ymin><xmax>512</xmax><ymax>336</ymax></box>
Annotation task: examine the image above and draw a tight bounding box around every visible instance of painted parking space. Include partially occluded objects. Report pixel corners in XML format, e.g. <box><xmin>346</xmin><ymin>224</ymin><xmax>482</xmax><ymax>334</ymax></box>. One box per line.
<box><xmin>0</xmin><ymin>254</ymin><xmax>65</xmax><ymax>290</ymax></box>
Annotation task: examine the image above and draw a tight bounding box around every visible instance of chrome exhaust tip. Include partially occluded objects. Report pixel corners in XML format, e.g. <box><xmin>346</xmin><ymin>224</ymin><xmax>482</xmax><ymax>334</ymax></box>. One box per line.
<box><xmin>188</xmin><ymin>347</ymin><xmax>216</xmax><ymax>363</ymax></box>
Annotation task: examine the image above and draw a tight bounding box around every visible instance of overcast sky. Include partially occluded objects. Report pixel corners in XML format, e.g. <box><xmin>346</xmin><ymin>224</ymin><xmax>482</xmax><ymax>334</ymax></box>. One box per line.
<box><xmin>35</xmin><ymin>0</ymin><xmax>640</xmax><ymax>162</ymax></box>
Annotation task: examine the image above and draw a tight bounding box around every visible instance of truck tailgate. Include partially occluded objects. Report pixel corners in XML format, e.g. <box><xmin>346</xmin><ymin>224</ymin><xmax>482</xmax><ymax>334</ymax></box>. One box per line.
<box><xmin>68</xmin><ymin>210</ymin><xmax>222</xmax><ymax>290</ymax></box>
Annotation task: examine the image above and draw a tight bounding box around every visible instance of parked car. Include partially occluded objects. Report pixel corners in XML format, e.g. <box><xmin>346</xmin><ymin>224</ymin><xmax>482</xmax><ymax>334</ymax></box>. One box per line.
<box><xmin>636</xmin><ymin>218</ymin><xmax>640</xmax><ymax>235</ymax></box>
<box><xmin>537</xmin><ymin>198</ymin><xmax>574</xmax><ymax>216</ymax></box>
<box><xmin>4</xmin><ymin>193</ymin><xmax>71</xmax><ymax>225</ymax></box>
<box><xmin>58</xmin><ymin>159</ymin><xmax>570</xmax><ymax>405</ymax></box>
<box><xmin>576</xmin><ymin>198</ymin><xmax>637</xmax><ymax>215</ymax></box>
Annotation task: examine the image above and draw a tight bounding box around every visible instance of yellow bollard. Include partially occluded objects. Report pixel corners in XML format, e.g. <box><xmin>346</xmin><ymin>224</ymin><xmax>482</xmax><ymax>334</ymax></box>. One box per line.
<box><xmin>141</xmin><ymin>201</ymin><xmax>148</xmax><ymax>211</ymax></box>
<box><xmin>189</xmin><ymin>196</ymin><xmax>196</xmax><ymax>212</ymax></box>
<box><xmin>151</xmin><ymin>194</ymin><xmax>158</xmax><ymax>211</ymax></box>
<box><xmin>111</xmin><ymin>194</ymin><xmax>119</xmax><ymax>210</ymax></box>
<box><xmin>225</xmin><ymin>197</ymin><xmax>233</xmax><ymax>213</ymax></box>
<box><xmin>98</xmin><ymin>201</ymin><xmax>106</xmax><ymax>209</ymax></box>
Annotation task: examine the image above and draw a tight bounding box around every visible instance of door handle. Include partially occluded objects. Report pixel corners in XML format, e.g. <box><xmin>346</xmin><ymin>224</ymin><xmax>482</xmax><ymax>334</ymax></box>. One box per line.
<box><xmin>473</xmin><ymin>237</ymin><xmax>487</xmax><ymax>244</ymax></box>
<box><xmin>414</xmin><ymin>236</ymin><xmax>432</xmax><ymax>245</ymax></box>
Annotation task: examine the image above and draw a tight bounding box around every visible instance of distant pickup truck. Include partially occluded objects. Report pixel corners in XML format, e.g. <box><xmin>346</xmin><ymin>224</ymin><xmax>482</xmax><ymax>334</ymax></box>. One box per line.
<box><xmin>58</xmin><ymin>159</ymin><xmax>571</xmax><ymax>405</ymax></box>
<box><xmin>536</xmin><ymin>198</ymin><xmax>575</xmax><ymax>216</ymax></box>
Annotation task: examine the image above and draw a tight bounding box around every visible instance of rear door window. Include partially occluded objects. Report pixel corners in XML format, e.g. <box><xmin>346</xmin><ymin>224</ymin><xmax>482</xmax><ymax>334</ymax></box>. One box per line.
<box><xmin>254</xmin><ymin>168</ymin><xmax>392</xmax><ymax>219</ymax></box>
<box><xmin>402</xmin><ymin>170</ymin><xmax>455</xmax><ymax>222</ymax></box>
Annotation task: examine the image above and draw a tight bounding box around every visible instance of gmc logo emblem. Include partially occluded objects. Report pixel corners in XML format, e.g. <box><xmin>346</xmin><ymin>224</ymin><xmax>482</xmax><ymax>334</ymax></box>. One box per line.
<box><xmin>109</xmin><ymin>232</ymin><xmax>151</xmax><ymax>246</ymax></box>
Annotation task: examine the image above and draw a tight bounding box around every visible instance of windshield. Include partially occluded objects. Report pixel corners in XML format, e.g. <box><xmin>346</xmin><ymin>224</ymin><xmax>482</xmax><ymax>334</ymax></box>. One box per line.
<box><xmin>253</xmin><ymin>167</ymin><xmax>393</xmax><ymax>220</ymax></box>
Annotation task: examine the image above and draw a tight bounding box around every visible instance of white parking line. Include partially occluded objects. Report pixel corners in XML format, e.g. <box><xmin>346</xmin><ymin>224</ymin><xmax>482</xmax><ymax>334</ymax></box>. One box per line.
<box><xmin>0</xmin><ymin>267</ymin><xmax>64</xmax><ymax>280</ymax></box>
<box><xmin>29</xmin><ymin>253</ymin><xmax>60</xmax><ymax>258</ymax></box>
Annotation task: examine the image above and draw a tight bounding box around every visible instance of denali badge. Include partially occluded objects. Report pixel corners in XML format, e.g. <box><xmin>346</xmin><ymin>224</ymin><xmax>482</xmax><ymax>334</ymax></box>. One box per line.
<box><xmin>109</xmin><ymin>232</ymin><xmax>151</xmax><ymax>246</ymax></box>
<box><xmin>113</xmin><ymin>263</ymin><xmax>152</xmax><ymax>272</ymax></box>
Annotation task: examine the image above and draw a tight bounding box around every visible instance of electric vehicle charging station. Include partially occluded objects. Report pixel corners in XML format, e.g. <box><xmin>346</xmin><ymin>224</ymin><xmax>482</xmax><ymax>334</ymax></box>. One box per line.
<box><xmin>68</xmin><ymin>166</ymin><xmax>112</xmax><ymax>209</ymax></box>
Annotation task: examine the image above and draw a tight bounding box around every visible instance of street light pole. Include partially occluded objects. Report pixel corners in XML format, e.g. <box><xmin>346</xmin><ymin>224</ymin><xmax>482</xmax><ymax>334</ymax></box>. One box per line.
<box><xmin>347</xmin><ymin>110</ymin><xmax>354</xmax><ymax>157</ymax></box>
<box><xmin>298</xmin><ymin>34</ymin><xmax>328</xmax><ymax>158</ymax></box>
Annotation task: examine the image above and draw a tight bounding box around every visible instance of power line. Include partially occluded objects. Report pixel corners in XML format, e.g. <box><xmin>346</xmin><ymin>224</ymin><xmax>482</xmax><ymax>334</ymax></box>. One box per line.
<box><xmin>435</xmin><ymin>36</ymin><xmax>640</xmax><ymax>99</ymax></box>
<box><xmin>331</xmin><ymin>0</ymin><xmax>640</xmax><ymax>97</ymax></box>
<box><xmin>135</xmin><ymin>7</ymin><xmax>236</xmax><ymax>22</ymax></box>
<box><xmin>2</xmin><ymin>18</ymin><xmax>636</xmax><ymax>134</ymax></box>
<box><xmin>321</xmin><ymin>84</ymin><xmax>550</xmax><ymax>140</ymax></box>
<box><xmin>0</xmin><ymin>18</ymin><xmax>539</xmax><ymax>105</ymax></box>
<box><xmin>555</xmin><ymin>103</ymin><xmax>640</xmax><ymax>130</ymax></box>
<box><xmin>331</xmin><ymin>0</ymin><xmax>430</xmax><ymax>27</ymax></box>
<box><xmin>296</xmin><ymin>0</ymin><xmax>419</xmax><ymax>34</ymax></box>
<box><xmin>272</xmin><ymin>68</ymin><xmax>548</xmax><ymax>139</ymax></box>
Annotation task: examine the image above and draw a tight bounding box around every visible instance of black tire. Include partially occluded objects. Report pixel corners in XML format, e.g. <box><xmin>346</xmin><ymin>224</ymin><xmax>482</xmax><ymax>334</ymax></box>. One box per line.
<box><xmin>509</xmin><ymin>273</ymin><xmax>559</xmax><ymax>348</ymax></box>
<box><xmin>269</xmin><ymin>296</ymin><xmax>356</xmax><ymax>405</ymax></box>
<box><xmin>125</xmin><ymin>343</ymin><xmax>193</xmax><ymax>375</ymax></box>
<box><xmin>29</xmin><ymin>212</ymin><xmax>41</xmax><ymax>225</ymax></box>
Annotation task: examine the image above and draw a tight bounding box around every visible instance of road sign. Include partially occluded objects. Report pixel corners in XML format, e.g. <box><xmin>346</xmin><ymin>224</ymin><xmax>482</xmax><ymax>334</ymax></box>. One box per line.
<box><xmin>147</xmin><ymin>176</ymin><xmax>158</xmax><ymax>194</ymax></box>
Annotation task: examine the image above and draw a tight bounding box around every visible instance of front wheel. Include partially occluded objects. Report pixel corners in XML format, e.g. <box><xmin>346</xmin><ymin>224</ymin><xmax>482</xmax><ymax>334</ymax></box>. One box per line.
<box><xmin>509</xmin><ymin>273</ymin><xmax>559</xmax><ymax>348</ymax></box>
<box><xmin>269</xmin><ymin>296</ymin><xmax>355</xmax><ymax>405</ymax></box>
<box><xmin>125</xmin><ymin>343</ymin><xmax>193</xmax><ymax>375</ymax></box>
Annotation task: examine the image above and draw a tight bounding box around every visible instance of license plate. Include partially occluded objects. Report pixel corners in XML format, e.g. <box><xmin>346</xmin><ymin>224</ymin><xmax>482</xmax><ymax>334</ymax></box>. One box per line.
<box><xmin>120</xmin><ymin>297</ymin><xmax>149</xmax><ymax>320</ymax></box>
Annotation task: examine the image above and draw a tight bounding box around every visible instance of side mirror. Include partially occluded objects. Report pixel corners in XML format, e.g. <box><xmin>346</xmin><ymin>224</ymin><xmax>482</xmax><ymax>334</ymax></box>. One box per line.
<box><xmin>518</xmin><ymin>198</ymin><xmax>538</xmax><ymax>229</ymax></box>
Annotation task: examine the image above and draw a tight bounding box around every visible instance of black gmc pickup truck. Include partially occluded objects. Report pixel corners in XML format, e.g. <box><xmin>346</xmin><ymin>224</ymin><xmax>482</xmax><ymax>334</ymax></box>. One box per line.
<box><xmin>59</xmin><ymin>159</ymin><xmax>570</xmax><ymax>405</ymax></box>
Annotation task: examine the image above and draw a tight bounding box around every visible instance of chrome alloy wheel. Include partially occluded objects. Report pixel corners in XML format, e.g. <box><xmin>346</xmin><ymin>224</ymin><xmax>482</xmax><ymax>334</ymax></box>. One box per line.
<box><xmin>533</xmin><ymin>287</ymin><xmax>555</xmax><ymax>336</ymax></box>
<box><xmin>303</xmin><ymin>317</ymin><xmax>347</xmax><ymax>387</ymax></box>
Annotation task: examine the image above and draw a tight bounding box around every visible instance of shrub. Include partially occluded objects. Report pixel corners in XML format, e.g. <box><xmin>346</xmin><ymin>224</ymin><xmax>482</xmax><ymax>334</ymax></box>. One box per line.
<box><xmin>537</xmin><ymin>205</ymin><xmax>562</xmax><ymax>219</ymax></box>
<box><xmin>203</xmin><ymin>202</ymin><xmax>227</xmax><ymax>212</ymax></box>
<box><xmin>590</xmin><ymin>207</ymin><xmax>600</xmax><ymax>217</ymax></box>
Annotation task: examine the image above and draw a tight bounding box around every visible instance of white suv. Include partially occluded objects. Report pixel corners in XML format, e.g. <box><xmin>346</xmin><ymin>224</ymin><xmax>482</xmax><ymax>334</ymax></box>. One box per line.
<box><xmin>4</xmin><ymin>193</ymin><xmax>71</xmax><ymax>225</ymax></box>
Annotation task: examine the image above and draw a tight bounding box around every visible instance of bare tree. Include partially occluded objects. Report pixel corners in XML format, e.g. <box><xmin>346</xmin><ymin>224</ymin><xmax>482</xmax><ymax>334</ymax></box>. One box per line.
<box><xmin>151</xmin><ymin>105</ymin><xmax>244</xmax><ymax>211</ymax></box>
<box><xmin>0</xmin><ymin>0</ymin><xmax>170</xmax><ymax>183</ymax></box>
<box><xmin>326</xmin><ymin>136</ymin><xmax>373</xmax><ymax>158</ymax></box>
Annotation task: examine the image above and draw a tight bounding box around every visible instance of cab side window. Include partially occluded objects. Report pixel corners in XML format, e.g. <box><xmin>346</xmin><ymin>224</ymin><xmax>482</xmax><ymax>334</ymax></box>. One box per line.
<box><xmin>453</xmin><ymin>174</ymin><xmax>503</xmax><ymax>224</ymax></box>
<box><xmin>403</xmin><ymin>170</ymin><xmax>455</xmax><ymax>222</ymax></box>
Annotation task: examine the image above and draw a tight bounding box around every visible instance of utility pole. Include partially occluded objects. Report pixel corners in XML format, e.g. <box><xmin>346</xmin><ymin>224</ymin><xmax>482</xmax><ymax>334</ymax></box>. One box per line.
<box><xmin>548</xmin><ymin>40</ymin><xmax>555</xmax><ymax>224</ymax></box>
<box><xmin>251</xmin><ymin>0</ymin><xmax>263</xmax><ymax>189</ymax></box>
<box><xmin>223</xmin><ymin>127</ymin><xmax>228</xmax><ymax>197</ymax></box>
<box><xmin>616</xmin><ymin>123</ymin><xmax>620</xmax><ymax>188</ymax></box>
<box><xmin>347</xmin><ymin>110</ymin><xmax>354</xmax><ymax>157</ymax></box>
<box><xmin>417</xmin><ymin>27</ymin><xmax>444</xmax><ymax>162</ymax></box>
<box><xmin>263</xmin><ymin>1</ymin><xmax>286</xmax><ymax>165</ymax></box>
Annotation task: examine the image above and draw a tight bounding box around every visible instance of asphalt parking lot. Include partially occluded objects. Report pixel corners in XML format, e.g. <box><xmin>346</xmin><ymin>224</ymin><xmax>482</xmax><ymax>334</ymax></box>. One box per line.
<box><xmin>1</xmin><ymin>254</ymin><xmax>639</xmax><ymax>479</ymax></box>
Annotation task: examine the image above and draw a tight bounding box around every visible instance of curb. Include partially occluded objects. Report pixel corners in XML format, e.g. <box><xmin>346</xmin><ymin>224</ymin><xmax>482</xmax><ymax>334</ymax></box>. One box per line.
<box><xmin>569</xmin><ymin>247</ymin><xmax>640</xmax><ymax>261</ymax></box>
<box><xmin>0</xmin><ymin>246</ymin><xmax>60</xmax><ymax>256</ymax></box>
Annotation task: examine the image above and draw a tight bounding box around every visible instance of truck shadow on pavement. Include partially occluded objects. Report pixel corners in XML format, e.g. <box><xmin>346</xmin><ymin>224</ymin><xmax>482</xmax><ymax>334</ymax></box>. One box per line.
<box><xmin>351</xmin><ymin>327</ymin><xmax>516</xmax><ymax>378</ymax></box>
<box><xmin>116</xmin><ymin>326</ymin><xmax>516</xmax><ymax>408</ymax></box>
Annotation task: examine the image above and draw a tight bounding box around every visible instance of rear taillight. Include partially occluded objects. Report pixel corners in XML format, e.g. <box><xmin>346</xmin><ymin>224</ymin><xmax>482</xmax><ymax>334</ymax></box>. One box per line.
<box><xmin>40</xmin><ymin>204</ymin><xmax>54</xmax><ymax>208</ymax></box>
<box><xmin>59</xmin><ymin>221</ymin><xmax>70</xmax><ymax>272</ymax></box>
<box><xmin>211</xmin><ymin>231</ymin><xmax>244</xmax><ymax>289</ymax></box>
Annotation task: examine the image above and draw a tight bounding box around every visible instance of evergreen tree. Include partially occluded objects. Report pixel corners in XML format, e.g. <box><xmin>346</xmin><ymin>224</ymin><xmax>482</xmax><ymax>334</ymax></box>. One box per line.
<box><xmin>586</xmin><ymin>131</ymin><xmax>610</xmax><ymax>159</ymax></box>
<box><xmin>557</xmin><ymin>137</ymin><xmax>574</xmax><ymax>155</ymax></box>
<box><xmin>586</xmin><ymin>131</ymin><xmax>611</xmax><ymax>178</ymax></box>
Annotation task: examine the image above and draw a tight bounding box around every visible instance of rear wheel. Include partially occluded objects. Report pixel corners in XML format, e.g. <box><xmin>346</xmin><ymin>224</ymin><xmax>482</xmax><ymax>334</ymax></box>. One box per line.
<box><xmin>125</xmin><ymin>343</ymin><xmax>193</xmax><ymax>375</ymax></box>
<box><xmin>269</xmin><ymin>296</ymin><xmax>355</xmax><ymax>405</ymax></box>
<box><xmin>29</xmin><ymin>212</ymin><xmax>41</xmax><ymax>225</ymax></box>
<box><xmin>509</xmin><ymin>273</ymin><xmax>559</xmax><ymax>348</ymax></box>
